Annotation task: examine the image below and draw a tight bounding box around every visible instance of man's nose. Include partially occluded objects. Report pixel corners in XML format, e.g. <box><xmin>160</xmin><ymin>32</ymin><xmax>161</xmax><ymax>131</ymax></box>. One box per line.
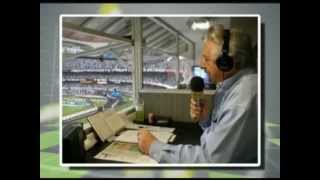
<box><xmin>200</xmin><ymin>61</ymin><xmax>207</xmax><ymax>70</ymax></box>
<box><xmin>199</xmin><ymin>57</ymin><xmax>204</xmax><ymax>67</ymax></box>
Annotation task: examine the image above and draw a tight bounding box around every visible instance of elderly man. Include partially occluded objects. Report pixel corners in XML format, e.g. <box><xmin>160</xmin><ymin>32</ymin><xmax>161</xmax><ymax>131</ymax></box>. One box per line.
<box><xmin>137</xmin><ymin>25</ymin><xmax>258</xmax><ymax>163</ymax></box>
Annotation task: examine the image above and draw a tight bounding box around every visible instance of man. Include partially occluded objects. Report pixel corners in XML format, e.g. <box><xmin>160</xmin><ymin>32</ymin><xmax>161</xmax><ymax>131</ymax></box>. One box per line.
<box><xmin>137</xmin><ymin>24</ymin><xmax>258</xmax><ymax>163</ymax></box>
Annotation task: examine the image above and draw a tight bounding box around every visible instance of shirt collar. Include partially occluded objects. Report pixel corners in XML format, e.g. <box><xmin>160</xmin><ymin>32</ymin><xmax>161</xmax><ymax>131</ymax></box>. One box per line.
<box><xmin>216</xmin><ymin>68</ymin><xmax>254</xmax><ymax>91</ymax></box>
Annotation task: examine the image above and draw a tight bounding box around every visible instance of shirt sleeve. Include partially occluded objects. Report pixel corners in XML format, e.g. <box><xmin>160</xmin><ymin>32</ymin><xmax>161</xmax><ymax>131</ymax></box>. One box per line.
<box><xmin>149</xmin><ymin>103</ymin><xmax>256</xmax><ymax>163</ymax></box>
<box><xmin>198</xmin><ymin>118</ymin><xmax>211</xmax><ymax>130</ymax></box>
<box><xmin>198</xmin><ymin>107</ymin><xmax>213</xmax><ymax>130</ymax></box>
<box><xmin>149</xmin><ymin>139</ymin><xmax>209</xmax><ymax>163</ymax></box>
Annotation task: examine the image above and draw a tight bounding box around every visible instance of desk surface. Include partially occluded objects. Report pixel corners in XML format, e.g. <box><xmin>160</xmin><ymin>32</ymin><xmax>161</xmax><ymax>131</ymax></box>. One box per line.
<box><xmin>84</xmin><ymin>121</ymin><xmax>203</xmax><ymax>163</ymax></box>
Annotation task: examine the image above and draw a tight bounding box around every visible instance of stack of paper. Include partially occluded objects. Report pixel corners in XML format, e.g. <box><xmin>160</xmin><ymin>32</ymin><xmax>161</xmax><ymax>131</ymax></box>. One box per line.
<box><xmin>88</xmin><ymin>111</ymin><xmax>126</xmax><ymax>142</ymax></box>
<box><xmin>87</xmin><ymin>111</ymin><xmax>176</xmax><ymax>164</ymax></box>
<box><xmin>87</xmin><ymin>112</ymin><xmax>114</xmax><ymax>142</ymax></box>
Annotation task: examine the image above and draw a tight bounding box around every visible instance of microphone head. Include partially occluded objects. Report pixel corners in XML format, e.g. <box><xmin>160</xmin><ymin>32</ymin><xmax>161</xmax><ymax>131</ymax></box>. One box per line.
<box><xmin>190</xmin><ymin>76</ymin><xmax>205</xmax><ymax>92</ymax></box>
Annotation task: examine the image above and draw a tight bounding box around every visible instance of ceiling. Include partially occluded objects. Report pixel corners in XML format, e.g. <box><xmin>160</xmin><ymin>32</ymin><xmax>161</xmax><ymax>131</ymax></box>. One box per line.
<box><xmin>62</xmin><ymin>16</ymin><xmax>256</xmax><ymax>64</ymax></box>
<box><xmin>62</xmin><ymin>17</ymin><xmax>193</xmax><ymax>62</ymax></box>
<box><xmin>161</xmin><ymin>17</ymin><xmax>231</xmax><ymax>60</ymax></box>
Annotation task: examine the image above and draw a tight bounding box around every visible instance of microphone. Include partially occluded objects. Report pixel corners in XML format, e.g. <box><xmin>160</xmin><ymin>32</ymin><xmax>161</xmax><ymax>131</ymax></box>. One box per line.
<box><xmin>190</xmin><ymin>76</ymin><xmax>205</xmax><ymax>120</ymax></box>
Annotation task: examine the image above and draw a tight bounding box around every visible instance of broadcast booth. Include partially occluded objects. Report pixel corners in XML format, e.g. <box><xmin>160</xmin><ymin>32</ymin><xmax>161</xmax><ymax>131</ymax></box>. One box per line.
<box><xmin>60</xmin><ymin>15</ymin><xmax>259</xmax><ymax>166</ymax></box>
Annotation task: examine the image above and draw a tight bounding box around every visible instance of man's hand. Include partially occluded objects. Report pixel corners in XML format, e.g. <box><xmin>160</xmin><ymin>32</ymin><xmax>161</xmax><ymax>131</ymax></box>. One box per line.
<box><xmin>190</xmin><ymin>98</ymin><xmax>209</xmax><ymax>123</ymax></box>
<box><xmin>137</xmin><ymin>129</ymin><xmax>157</xmax><ymax>155</ymax></box>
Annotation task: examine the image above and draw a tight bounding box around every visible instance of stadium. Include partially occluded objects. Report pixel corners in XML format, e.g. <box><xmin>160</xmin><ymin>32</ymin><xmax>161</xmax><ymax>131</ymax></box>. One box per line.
<box><xmin>62</xmin><ymin>17</ymin><xmax>196</xmax><ymax>117</ymax></box>
<box><xmin>62</xmin><ymin>51</ymin><xmax>194</xmax><ymax>116</ymax></box>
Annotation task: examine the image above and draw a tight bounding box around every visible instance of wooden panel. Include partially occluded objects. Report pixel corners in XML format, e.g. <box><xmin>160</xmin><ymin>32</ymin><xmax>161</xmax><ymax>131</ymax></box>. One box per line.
<box><xmin>141</xmin><ymin>92</ymin><xmax>214</xmax><ymax>122</ymax></box>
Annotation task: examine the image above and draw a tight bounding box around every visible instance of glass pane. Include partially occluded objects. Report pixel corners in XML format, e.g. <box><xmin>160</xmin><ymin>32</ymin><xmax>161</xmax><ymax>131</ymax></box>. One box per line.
<box><xmin>178</xmin><ymin>40</ymin><xmax>194</xmax><ymax>88</ymax></box>
<box><xmin>142</xmin><ymin>47</ymin><xmax>178</xmax><ymax>90</ymax></box>
<box><xmin>142</xmin><ymin>18</ymin><xmax>178</xmax><ymax>90</ymax></box>
<box><xmin>62</xmin><ymin>17</ymin><xmax>134</xmax><ymax>118</ymax></box>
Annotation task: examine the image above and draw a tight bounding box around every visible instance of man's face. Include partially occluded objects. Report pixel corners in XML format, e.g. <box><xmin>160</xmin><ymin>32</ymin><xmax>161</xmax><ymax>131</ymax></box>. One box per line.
<box><xmin>200</xmin><ymin>40</ymin><xmax>222</xmax><ymax>84</ymax></box>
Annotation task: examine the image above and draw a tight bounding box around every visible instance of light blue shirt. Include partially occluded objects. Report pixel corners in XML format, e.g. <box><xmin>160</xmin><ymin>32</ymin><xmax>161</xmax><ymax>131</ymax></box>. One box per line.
<box><xmin>149</xmin><ymin>68</ymin><xmax>258</xmax><ymax>163</ymax></box>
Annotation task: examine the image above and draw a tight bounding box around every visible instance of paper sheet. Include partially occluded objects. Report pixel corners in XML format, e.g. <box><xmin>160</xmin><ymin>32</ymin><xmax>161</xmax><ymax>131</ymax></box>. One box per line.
<box><xmin>114</xmin><ymin>130</ymin><xmax>174</xmax><ymax>143</ymax></box>
<box><xmin>88</xmin><ymin>111</ymin><xmax>127</xmax><ymax>142</ymax></box>
<box><xmin>94</xmin><ymin>141</ymin><xmax>158</xmax><ymax>164</ymax></box>
<box><xmin>102</xmin><ymin>111</ymin><xmax>126</xmax><ymax>134</ymax></box>
<box><xmin>125</xmin><ymin>123</ymin><xmax>175</xmax><ymax>133</ymax></box>
<box><xmin>88</xmin><ymin>112</ymin><xmax>114</xmax><ymax>142</ymax></box>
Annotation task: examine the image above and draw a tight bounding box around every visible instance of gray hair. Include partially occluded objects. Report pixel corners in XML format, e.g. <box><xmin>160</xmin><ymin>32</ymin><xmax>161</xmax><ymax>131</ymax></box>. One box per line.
<box><xmin>205</xmin><ymin>24</ymin><xmax>256</xmax><ymax>70</ymax></box>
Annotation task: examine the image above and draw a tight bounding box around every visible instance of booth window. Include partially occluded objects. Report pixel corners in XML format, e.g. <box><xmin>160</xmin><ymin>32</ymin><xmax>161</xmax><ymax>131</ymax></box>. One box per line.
<box><xmin>141</xmin><ymin>18</ymin><xmax>195</xmax><ymax>90</ymax></box>
<box><xmin>62</xmin><ymin>17</ymin><xmax>134</xmax><ymax>119</ymax></box>
<box><xmin>61</xmin><ymin>17</ymin><xmax>195</xmax><ymax>121</ymax></box>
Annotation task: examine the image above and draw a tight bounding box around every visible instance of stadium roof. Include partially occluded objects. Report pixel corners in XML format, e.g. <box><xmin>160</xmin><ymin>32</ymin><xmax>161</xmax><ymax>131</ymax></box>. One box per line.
<box><xmin>62</xmin><ymin>17</ymin><xmax>234</xmax><ymax>63</ymax></box>
<box><xmin>62</xmin><ymin>17</ymin><xmax>195</xmax><ymax>62</ymax></box>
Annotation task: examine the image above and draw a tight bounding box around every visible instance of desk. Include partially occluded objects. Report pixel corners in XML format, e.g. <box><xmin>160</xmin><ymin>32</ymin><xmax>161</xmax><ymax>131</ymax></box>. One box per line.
<box><xmin>84</xmin><ymin>121</ymin><xmax>203</xmax><ymax>163</ymax></box>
